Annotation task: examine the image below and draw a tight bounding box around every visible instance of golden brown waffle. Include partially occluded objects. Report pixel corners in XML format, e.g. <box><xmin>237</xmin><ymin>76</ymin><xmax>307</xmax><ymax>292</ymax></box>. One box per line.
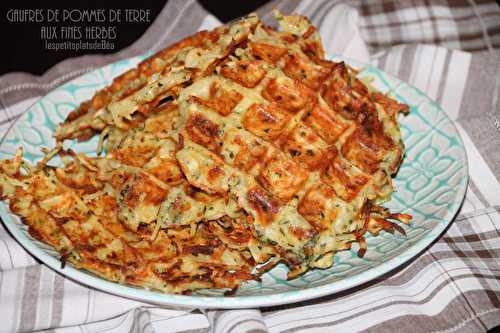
<box><xmin>0</xmin><ymin>11</ymin><xmax>411</xmax><ymax>294</ymax></box>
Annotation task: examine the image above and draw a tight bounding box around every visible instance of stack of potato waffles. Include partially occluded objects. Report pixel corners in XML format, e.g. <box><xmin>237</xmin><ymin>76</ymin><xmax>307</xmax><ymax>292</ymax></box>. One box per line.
<box><xmin>0</xmin><ymin>11</ymin><xmax>411</xmax><ymax>294</ymax></box>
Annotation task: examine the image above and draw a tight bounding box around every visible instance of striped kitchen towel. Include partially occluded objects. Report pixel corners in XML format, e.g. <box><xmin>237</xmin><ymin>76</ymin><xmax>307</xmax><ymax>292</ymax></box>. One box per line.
<box><xmin>0</xmin><ymin>0</ymin><xmax>499</xmax><ymax>332</ymax></box>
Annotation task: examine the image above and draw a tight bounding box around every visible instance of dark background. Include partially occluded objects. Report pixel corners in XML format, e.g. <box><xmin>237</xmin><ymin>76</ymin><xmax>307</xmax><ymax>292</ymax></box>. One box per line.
<box><xmin>0</xmin><ymin>0</ymin><xmax>270</xmax><ymax>75</ymax></box>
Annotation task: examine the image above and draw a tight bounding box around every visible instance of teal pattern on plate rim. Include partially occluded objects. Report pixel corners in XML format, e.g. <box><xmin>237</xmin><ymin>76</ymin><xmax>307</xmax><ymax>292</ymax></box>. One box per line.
<box><xmin>0</xmin><ymin>55</ymin><xmax>468</xmax><ymax>308</ymax></box>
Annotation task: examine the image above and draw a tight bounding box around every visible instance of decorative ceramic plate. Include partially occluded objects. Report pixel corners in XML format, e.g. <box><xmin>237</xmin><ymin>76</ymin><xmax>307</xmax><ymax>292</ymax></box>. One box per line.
<box><xmin>0</xmin><ymin>55</ymin><xmax>468</xmax><ymax>308</ymax></box>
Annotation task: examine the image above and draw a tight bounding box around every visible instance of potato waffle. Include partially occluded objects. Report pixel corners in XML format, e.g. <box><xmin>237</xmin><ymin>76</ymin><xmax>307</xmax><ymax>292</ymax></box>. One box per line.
<box><xmin>0</xmin><ymin>11</ymin><xmax>411</xmax><ymax>294</ymax></box>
